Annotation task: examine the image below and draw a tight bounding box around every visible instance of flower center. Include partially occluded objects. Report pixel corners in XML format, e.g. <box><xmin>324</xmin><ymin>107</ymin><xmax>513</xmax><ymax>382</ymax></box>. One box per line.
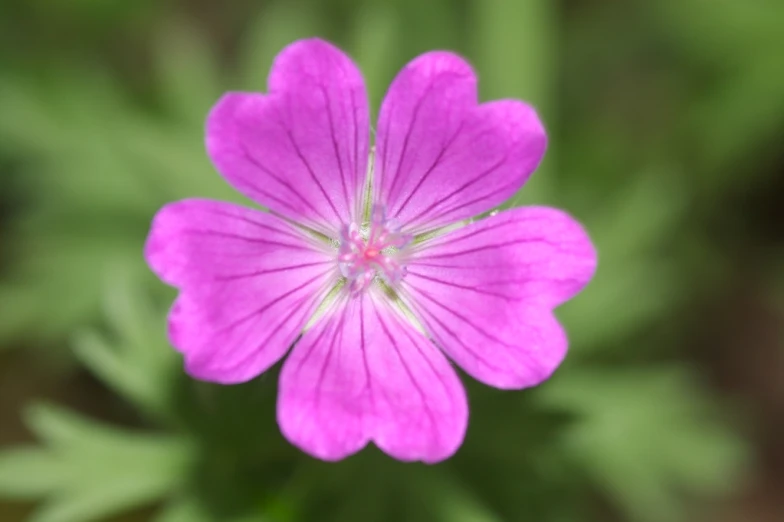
<box><xmin>338</xmin><ymin>207</ymin><xmax>412</xmax><ymax>294</ymax></box>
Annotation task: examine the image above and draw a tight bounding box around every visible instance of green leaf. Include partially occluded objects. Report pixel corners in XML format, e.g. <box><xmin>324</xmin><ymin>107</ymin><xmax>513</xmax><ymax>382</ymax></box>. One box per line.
<box><xmin>0</xmin><ymin>232</ymin><xmax>148</xmax><ymax>341</ymax></box>
<box><xmin>687</xmin><ymin>53</ymin><xmax>784</xmax><ymax>183</ymax></box>
<box><xmin>154</xmin><ymin>497</ymin><xmax>213</xmax><ymax>522</ymax></box>
<box><xmin>0</xmin><ymin>59</ymin><xmax>238</xmax><ymax>343</ymax></box>
<box><xmin>540</xmin><ymin>368</ymin><xmax>748</xmax><ymax>522</ymax></box>
<box><xmin>558</xmin><ymin>262</ymin><xmax>678</xmax><ymax>352</ymax></box>
<box><xmin>430</xmin><ymin>473</ymin><xmax>503</xmax><ymax>522</ymax></box>
<box><xmin>0</xmin><ymin>448</ymin><xmax>65</xmax><ymax>498</ymax></box>
<box><xmin>557</xmin><ymin>172</ymin><xmax>686</xmax><ymax>352</ymax></box>
<box><xmin>588</xmin><ymin>170</ymin><xmax>686</xmax><ymax>258</ymax></box>
<box><xmin>72</xmin><ymin>272</ymin><xmax>178</xmax><ymax>419</ymax></box>
<box><xmin>0</xmin><ymin>403</ymin><xmax>193</xmax><ymax>522</ymax></box>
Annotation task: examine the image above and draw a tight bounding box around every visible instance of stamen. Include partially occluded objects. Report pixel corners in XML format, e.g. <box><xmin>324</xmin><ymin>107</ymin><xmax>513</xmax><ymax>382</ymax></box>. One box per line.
<box><xmin>337</xmin><ymin>206</ymin><xmax>412</xmax><ymax>295</ymax></box>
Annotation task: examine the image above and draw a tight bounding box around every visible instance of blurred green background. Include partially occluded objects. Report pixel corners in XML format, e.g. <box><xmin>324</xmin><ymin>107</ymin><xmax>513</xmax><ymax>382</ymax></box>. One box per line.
<box><xmin>1</xmin><ymin>0</ymin><xmax>783</xmax><ymax>521</ymax></box>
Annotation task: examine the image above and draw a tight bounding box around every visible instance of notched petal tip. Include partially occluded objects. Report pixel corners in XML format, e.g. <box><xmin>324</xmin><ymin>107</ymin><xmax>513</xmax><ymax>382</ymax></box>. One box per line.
<box><xmin>375</xmin><ymin>51</ymin><xmax>552</xmax><ymax>232</ymax></box>
<box><xmin>271</xmin><ymin>37</ymin><xmax>347</xmax><ymax>67</ymax></box>
<box><xmin>268</xmin><ymin>37</ymin><xmax>366</xmax><ymax>93</ymax></box>
<box><xmin>145</xmin><ymin>200</ymin><xmax>334</xmax><ymax>385</ymax></box>
<box><xmin>144</xmin><ymin>199</ymin><xmax>208</xmax><ymax>287</ymax></box>
<box><xmin>403</xmin><ymin>207</ymin><xmax>596</xmax><ymax>390</ymax></box>
<box><xmin>492</xmin><ymin>99</ymin><xmax>548</xmax><ymax>150</ymax></box>
<box><xmin>204</xmin><ymin>91</ymin><xmax>260</xmax><ymax>153</ymax></box>
<box><xmin>204</xmin><ymin>38</ymin><xmax>370</xmax><ymax>231</ymax></box>
<box><xmin>277</xmin><ymin>293</ymin><xmax>468</xmax><ymax>463</ymax></box>
<box><xmin>521</xmin><ymin>206</ymin><xmax>598</xmax><ymax>303</ymax></box>
<box><xmin>402</xmin><ymin>50</ymin><xmax>477</xmax><ymax>82</ymax></box>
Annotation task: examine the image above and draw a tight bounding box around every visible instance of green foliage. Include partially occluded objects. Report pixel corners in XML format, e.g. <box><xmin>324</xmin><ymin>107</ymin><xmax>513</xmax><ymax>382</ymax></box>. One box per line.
<box><xmin>0</xmin><ymin>283</ymin><xmax>747</xmax><ymax>522</ymax></box>
<box><xmin>541</xmin><ymin>368</ymin><xmax>747</xmax><ymax>522</ymax></box>
<box><xmin>0</xmin><ymin>24</ymin><xmax>241</xmax><ymax>342</ymax></box>
<box><xmin>651</xmin><ymin>1</ymin><xmax>784</xmax><ymax>190</ymax></box>
<box><xmin>557</xmin><ymin>173</ymin><xmax>686</xmax><ymax>353</ymax></box>
<box><xmin>0</xmin><ymin>0</ymin><xmax>773</xmax><ymax>521</ymax></box>
<box><xmin>0</xmin><ymin>404</ymin><xmax>192</xmax><ymax>522</ymax></box>
<box><xmin>72</xmin><ymin>271</ymin><xmax>179</xmax><ymax>421</ymax></box>
<box><xmin>238</xmin><ymin>0</ymin><xmax>325</xmax><ymax>92</ymax></box>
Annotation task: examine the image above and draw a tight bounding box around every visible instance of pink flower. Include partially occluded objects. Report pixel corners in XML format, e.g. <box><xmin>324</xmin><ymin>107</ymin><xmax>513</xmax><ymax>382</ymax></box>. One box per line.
<box><xmin>145</xmin><ymin>39</ymin><xmax>597</xmax><ymax>463</ymax></box>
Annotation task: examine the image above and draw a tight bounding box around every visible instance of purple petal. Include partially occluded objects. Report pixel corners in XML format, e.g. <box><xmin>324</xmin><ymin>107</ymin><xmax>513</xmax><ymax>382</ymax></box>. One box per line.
<box><xmin>401</xmin><ymin>208</ymin><xmax>597</xmax><ymax>389</ymax></box>
<box><xmin>145</xmin><ymin>199</ymin><xmax>336</xmax><ymax>384</ymax></box>
<box><xmin>374</xmin><ymin>52</ymin><xmax>546</xmax><ymax>234</ymax></box>
<box><xmin>277</xmin><ymin>291</ymin><xmax>467</xmax><ymax>463</ymax></box>
<box><xmin>206</xmin><ymin>39</ymin><xmax>369</xmax><ymax>235</ymax></box>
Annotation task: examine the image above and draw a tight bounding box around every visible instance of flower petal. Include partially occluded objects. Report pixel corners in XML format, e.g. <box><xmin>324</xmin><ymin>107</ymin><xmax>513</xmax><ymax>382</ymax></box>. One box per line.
<box><xmin>277</xmin><ymin>290</ymin><xmax>467</xmax><ymax>463</ymax></box>
<box><xmin>145</xmin><ymin>199</ymin><xmax>336</xmax><ymax>384</ymax></box>
<box><xmin>206</xmin><ymin>39</ymin><xmax>369</xmax><ymax>235</ymax></box>
<box><xmin>375</xmin><ymin>52</ymin><xmax>546</xmax><ymax>234</ymax></box>
<box><xmin>401</xmin><ymin>207</ymin><xmax>597</xmax><ymax>389</ymax></box>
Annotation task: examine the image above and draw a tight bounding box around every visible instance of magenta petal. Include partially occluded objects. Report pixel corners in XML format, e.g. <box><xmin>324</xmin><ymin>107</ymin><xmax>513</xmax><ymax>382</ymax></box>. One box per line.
<box><xmin>277</xmin><ymin>291</ymin><xmax>467</xmax><ymax>463</ymax></box>
<box><xmin>402</xmin><ymin>208</ymin><xmax>597</xmax><ymax>389</ymax></box>
<box><xmin>145</xmin><ymin>199</ymin><xmax>336</xmax><ymax>384</ymax></box>
<box><xmin>375</xmin><ymin>52</ymin><xmax>546</xmax><ymax>234</ymax></box>
<box><xmin>206</xmin><ymin>39</ymin><xmax>369</xmax><ymax>235</ymax></box>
